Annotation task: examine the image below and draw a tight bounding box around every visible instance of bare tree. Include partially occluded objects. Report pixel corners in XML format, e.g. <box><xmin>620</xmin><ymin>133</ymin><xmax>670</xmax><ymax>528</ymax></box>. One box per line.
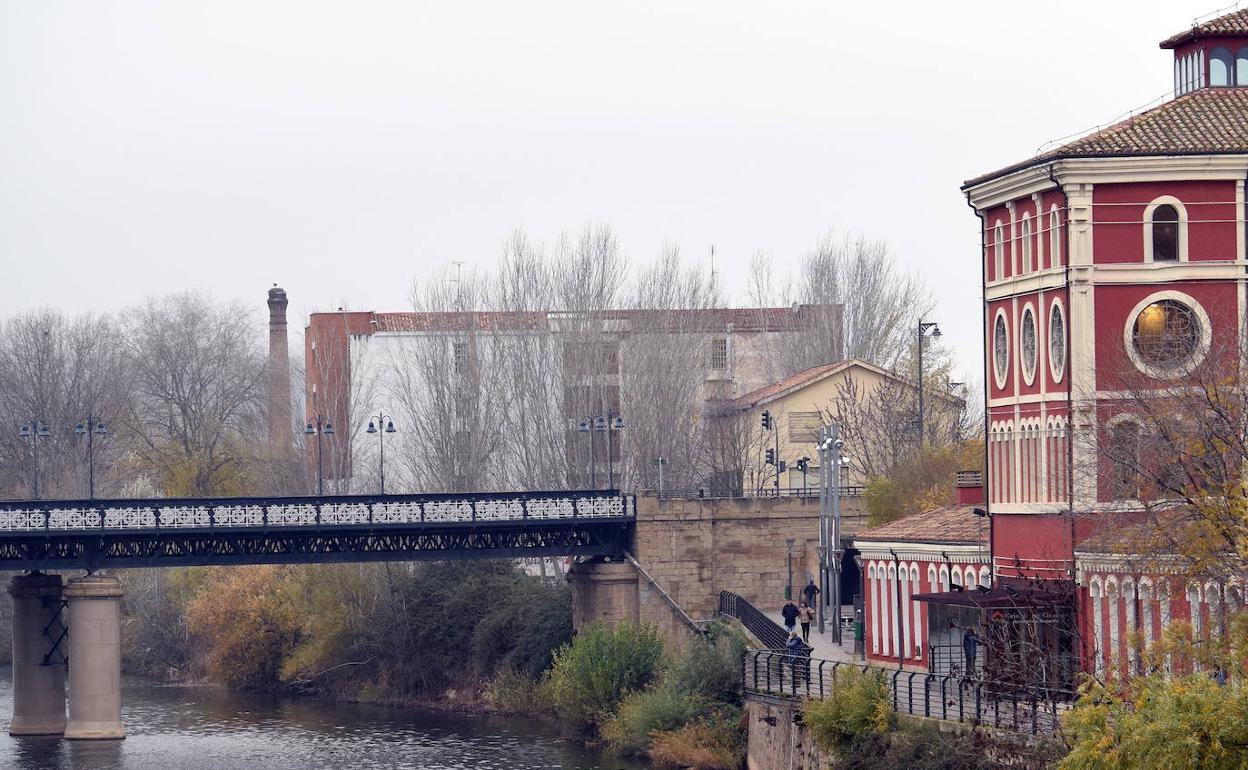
<box><xmin>0</xmin><ymin>310</ymin><xmax>126</xmax><ymax>498</ymax></box>
<box><xmin>120</xmin><ymin>292</ymin><xmax>265</xmax><ymax>497</ymax></box>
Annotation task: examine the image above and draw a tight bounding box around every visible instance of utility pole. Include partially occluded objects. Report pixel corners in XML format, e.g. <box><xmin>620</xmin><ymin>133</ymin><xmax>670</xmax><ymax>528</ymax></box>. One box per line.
<box><xmin>917</xmin><ymin>319</ymin><xmax>941</xmax><ymax>444</ymax></box>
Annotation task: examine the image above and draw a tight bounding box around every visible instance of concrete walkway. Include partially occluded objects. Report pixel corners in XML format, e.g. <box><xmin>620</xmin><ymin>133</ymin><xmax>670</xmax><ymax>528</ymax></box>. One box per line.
<box><xmin>768</xmin><ymin>608</ymin><xmax>861</xmax><ymax>664</ymax></box>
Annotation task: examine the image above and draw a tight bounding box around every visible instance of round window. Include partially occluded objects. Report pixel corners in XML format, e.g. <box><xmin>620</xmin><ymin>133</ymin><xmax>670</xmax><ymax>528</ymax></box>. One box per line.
<box><xmin>1049</xmin><ymin>302</ymin><xmax>1066</xmax><ymax>381</ymax></box>
<box><xmin>993</xmin><ymin>313</ymin><xmax>1008</xmax><ymax>385</ymax></box>
<box><xmin>1020</xmin><ymin>307</ymin><xmax>1037</xmax><ymax>383</ymax></box>
<box><xmin>1131</xmin><ymin>299</ymin><xmax>1201</xmax><ymax>370</ymax></box>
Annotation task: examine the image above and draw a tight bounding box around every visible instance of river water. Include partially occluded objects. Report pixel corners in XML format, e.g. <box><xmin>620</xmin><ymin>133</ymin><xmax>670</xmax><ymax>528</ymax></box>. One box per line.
<box><xmin>0</xmin><ymin>669</ymin><xmax>649</xmax><ymax>770</ymax></box>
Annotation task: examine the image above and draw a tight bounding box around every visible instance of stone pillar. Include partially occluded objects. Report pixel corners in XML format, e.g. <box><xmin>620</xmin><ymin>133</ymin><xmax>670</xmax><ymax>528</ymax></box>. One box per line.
<box><xmin>568</xmin><ymin>560</ymin><xmax>639</xmax><ymax>632</ymax></box>
<box><xmin>8</xmin><ymin>572</ymin><xmax>67</xmax><ymax>735</ymax></box>
<box><xmin>64</xmin><ymin>575</ymin><xmax>125</xmax><ymax>740</ymax></box>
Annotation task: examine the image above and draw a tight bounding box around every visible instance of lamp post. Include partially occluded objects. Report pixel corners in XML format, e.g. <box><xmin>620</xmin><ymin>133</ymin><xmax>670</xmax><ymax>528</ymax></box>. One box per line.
<box><xmin>917</xmin><ymin>319</ymin><xmax>942</xmax><ymax>445</ymax></box>
<box><xmin>608</xmin><ymin>415</ymin><xmax>624</xmax><ymax>490</ymax></box>
<box><xmin>304</xmin><ymin>415</ymin><xmax>335</xmax><ymax>495</ymax></box>
<box><xmin>818</xmin><ymin>425</ymin><xmax>848</xmax><ymax>643</ymax></box>
<box><xmin>18</xmin><ymin>420</ymin><xmax>49</xmax><ymax>499</ymax></box>
<box><xmin>577</xmin><ymin>419</ymin><xmax>594</xmax><ymax>488</ymax></box>
<box><xmin>366</xmin><ymin>414</ymin><xmax>396</xmax><ymax>494</ymax></box>
<box><xmin>653</xmin><ymin>456</ymin><xmax>666</xmax><ymax>498</ymax></box>
<box><xmin>74</xmin><ymin>416</ymin><xmax>108</xmax><ymax>499</ymax></box>
<box><xmin>785</xmin><ymin>538</ymin><xmax>795</xmax><ymax>601</ymax></box>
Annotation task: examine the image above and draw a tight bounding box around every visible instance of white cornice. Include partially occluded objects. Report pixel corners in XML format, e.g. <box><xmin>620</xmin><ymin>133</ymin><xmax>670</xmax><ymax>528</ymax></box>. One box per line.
<box><xmin>966</xmin><ymin>155</ymin><xmax>1248</xmax><ymax>210</ymax></box>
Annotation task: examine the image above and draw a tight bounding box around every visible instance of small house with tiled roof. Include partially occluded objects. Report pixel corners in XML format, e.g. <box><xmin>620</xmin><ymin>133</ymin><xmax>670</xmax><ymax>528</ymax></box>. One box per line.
<box><xmin>961</xmin><ymin>6</ymin><xmax>1248</xmax><ymax>678</ymax></box>
<box><xmin>718</xmin><ymin>358</ymin><xmax>963</xmax><ymax>492</ymax></box>
<box><xmin>852</xmin><ymin>473</ymin><xmax>989</xmax><ymax>671</ymax></box>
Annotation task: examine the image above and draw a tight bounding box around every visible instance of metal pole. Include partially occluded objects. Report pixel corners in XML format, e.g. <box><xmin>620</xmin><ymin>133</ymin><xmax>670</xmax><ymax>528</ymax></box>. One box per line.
<box><xmin>774</xmin><ymin>425</ymin><xmax>780</xmax><ymax>495</ymax></box>
<box><xmin>378</xmin><ymin>416</ymin><xmax>386</xmax><ymax>494</ymax></box>
<box><xmin>32</xmin><ymin>420</ymin><xmax>40</xmax><ymax>500</ymax></box>
<box><xmin>607</xmin><ymin>413</ymin><xmax>614</xmax><ymax>490</ymax></box>
<box><xmin>918</xmin><ymin>320</ymin><xmax>925</xmax><ymax>446</ymax></box>
<box><xmin>891</xmin><ymin>548</ymin><xmax>904</xmax><ymax>670</ymax></box>
<box><xmin>657</xmin><ymin>458</ymin><xmax>664</xmax><ymax>499</ymax></box>
<box><xmin>817</xmin><ymin>427</ymin><xmax>827</xmax><ymax>635</ymax></box>
<box><xmin>316</xmin><ymin>421</ymin><xmax>325</xmax><ymax>496</ymax></box>
<box><xmin>589</xmin><ymin>421</ymin><xmax>597</xmax><ymax>489</ymax></box>
<box><xmin>832</xmin><ymin>423</ymin><xmax>843</xmax><ymax>644</ymax></box>
<box><xmin>786</xmin><ymin>539</ymin><xmax>795</xmax><ymax>601</ymax></box>
<box><xmin>88</xmin><ymin>416</ymin><xmax>96</xmax><ymax>500</ymax></box>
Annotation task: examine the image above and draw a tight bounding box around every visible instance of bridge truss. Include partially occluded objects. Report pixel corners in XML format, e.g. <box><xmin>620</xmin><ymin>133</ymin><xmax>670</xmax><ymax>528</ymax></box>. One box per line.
<box><xmin>0</xmin><ymin>490</ymin><xmax>635</xmax><ymax>570</ymax></box>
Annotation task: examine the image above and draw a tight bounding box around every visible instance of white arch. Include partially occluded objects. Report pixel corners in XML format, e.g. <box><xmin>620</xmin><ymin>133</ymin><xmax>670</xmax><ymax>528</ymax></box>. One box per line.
<box><xmin>1142</xmin><ymin>196</ymin><xmax>1189</xmax><ymax>263</ymax></box>
<box><xmin>911</xmin><ymin>566</ymin><xmax>922</xmax><ymax>659</ymax></box>
<box><xmin>887</xmin><ymin>564</ymin><xmax>899</xmax><ymax>659</ymax></box>
<box><xmin>979</xmin><ymin>566</ymin><xmax>990</xmax><ymax>587</ymax></box>
<box><xmin>992</xmin><ymin>221</ymin><xmax>1005</xmax><ymax>280</ymax></box>
<box><xmin>939</xmin><ymin>564</ymin><xmax>950</xmax><ymax>592</ymax></box>
<box><xmin>1048</xmin><ymin>205</ymin><xmax>1061</xmax><ymax>268</ymax></box>
<box><xmin>1090</xmin><ymin>577</ymin><xmax>1106</xmax><ymax>677</ymax></box>
<box><xmin>1106</xmin><ymin>577</ymin><xmax>1121</xmax><ymax>675</ymax></box>
<box><xmin>870</xmin><ymin>562</ymin><xmax>881</xmax><ymax>653</ymax></box>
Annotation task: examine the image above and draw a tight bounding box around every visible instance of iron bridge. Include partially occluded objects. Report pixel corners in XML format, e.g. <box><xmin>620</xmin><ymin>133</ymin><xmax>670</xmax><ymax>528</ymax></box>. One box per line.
<box><xmin>0</xmin><ymin>490</ymin><xmax>635</xmax><ymax>570</ymax></box>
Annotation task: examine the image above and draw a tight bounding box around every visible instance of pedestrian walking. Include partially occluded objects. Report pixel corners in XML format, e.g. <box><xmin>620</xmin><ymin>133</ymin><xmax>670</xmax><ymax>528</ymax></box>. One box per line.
<box><xmin>802</xmin><ymin>579</ymin><xmax>819</xmax><ymax>607</ymax></box>
<box><xmin>962</xmin><ymin>626</ymin><xmax>980</xmax><ymax>678</ymax></box>
<box><xmin>798</xmin><ymin>601</ymin><xmax>815</xmax><ymax>643</ymax></box>
<box><xmin>785</xmin><ymin>631</ymin><xmax>806</xmax><ymax>687</ymax></box>
<box><xmin>781</xmin><ymin>599</ymin><xmax>799</xmax><ymax>633</ymax></box>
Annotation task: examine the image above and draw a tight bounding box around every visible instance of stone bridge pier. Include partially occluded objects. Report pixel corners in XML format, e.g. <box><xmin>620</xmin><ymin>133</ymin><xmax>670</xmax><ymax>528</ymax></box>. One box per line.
<box><xmin>7</xmin><ymin>571</ymin><xmax>125</xmax><ymax>740</ymax></box>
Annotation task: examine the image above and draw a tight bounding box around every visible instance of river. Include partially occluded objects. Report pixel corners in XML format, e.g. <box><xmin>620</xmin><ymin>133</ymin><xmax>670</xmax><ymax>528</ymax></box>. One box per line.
<box><xmin>0</xmin><ymin>669</ymin><xmax>650</xmax><ymax>770</ymax></box>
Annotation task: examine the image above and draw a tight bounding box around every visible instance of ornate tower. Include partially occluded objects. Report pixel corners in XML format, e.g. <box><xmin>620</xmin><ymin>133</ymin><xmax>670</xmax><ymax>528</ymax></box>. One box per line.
<box><xmin>267</xmin><ymin>285</ymin><xmax>293</xmax><ymax>450</ymax></box>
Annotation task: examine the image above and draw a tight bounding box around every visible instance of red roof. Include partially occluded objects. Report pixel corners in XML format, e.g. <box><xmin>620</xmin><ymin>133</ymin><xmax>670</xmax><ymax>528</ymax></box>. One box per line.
<box><xmin>352</xmin><ymin>305</ymin><xmax>835</xmax><ymax>334</ymax></box>
<box><xmin>1161</xmin><ymin>9</ymin><xmax>1248</xmax><ymax>48</ymax></box>
<box><xmin>964</xmin><ymin>88</ymin><xmax>1248</xmax><ymax>188</ymax></box>
<box><xmin>854</xmin><ymin>504</ymin><xmax>989</xmax><ymax>546</ymax></box>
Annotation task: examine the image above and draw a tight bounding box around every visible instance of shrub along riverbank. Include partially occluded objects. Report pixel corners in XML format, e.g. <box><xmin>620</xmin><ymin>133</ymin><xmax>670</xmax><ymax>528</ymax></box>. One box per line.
<box><xmin>489</xmin><ymin>620</ymin><xmax>749</xmax><ymax>770</ymax></box>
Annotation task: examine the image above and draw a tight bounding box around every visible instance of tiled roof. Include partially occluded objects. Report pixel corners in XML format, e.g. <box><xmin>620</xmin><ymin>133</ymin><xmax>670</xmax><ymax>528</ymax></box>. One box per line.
<box><xmin>854</xmin><ymin>504</ymin><xmax>988</xmax><ymax>546</ymax></box>
<box><xmin>367</xmin><ymin>306</ymin><xmax>831</xmax><ymax>334</ymax></box>
<box><xmin>964</xmin><ymin>88</ymin><xmax>1248</xmax><ymax>188</ymax></box>
<box><xmin>723</xmin><ymin>357</ymin><xmax>963</xmax><ymax>413</ymax></box>
<box><xmin>1161</xmin><ymin>9</ymin><xmax>1248</xmax><ymax>48</ymax></box>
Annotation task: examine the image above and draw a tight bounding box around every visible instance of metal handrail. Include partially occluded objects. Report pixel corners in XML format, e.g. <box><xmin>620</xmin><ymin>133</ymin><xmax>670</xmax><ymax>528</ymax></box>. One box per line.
<box><xmin>645</xmin><ymin>486</ymin><xmax>865</xmax><ymax>501</ymax></box>
<box><xmin>742</xmin><ymin>650</ymin><xmax>1074</xmax><ymax>737</ymax></box>
<box><xmin>625</xmin><ymin>552</ymin><xmax>706</xmax><ymax>636</ymax></box>
<box><xmin>717</xmin><ymin>591</ymin><xmax>811</xmax><ymax>653</ymax></box>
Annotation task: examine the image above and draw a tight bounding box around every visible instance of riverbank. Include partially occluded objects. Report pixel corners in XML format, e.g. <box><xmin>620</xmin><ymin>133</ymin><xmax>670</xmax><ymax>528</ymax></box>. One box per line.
<box><xmin>0</xmin><ymin>666</ymin><xmax>650</xmax><ymax>770</ymax></box>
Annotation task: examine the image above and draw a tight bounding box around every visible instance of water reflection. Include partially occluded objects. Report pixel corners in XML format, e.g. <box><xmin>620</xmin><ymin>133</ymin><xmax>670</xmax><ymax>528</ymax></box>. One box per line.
<box><xmin>0</xmin><ymin>669</ymin><xmax>647</xmax><ymax>770</ymax></box>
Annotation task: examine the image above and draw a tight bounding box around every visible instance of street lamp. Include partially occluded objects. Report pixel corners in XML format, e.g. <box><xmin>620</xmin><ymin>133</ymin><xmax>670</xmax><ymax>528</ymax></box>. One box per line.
<box><xmin>577</xmin><ymin>419</ymin><xmax>594</xmax><ymax>488</ymax></box>
<box><xmin>365</xmin><ymin>414</ymin><xmax>396</xmax><ymax>494</ymax></box>
<box><xmin>18</xmin><ymin>420</ymin><xmax>49</xmax><ymax>499</ymax></box>
<box><xmin>917</xmin><ymin>319</ymin><xmax>942</xmax><ymax>445</ymax></box>
<box><xmin>304</xmin><ymin>415</ymin><xmax>335</xmax><ymax>496</ymax></box>
<box><xmin>652</xmin><ymin>456</ymin><xmax>666</xmax><ymax>498</ymax></box>
<box><xmin>592</xmin><ymin>413</ymin><xmax>625</xmax><ymax>490</ymax></box>
<box><xmin>74</xmin><ymin>417</ymin><xmax>108</xmax><ymax>499</ymax></box>
<box><xmin>785</xmin><ymin>538</ymin><xmax>796</xmax><ymax>601</ymax></box>
<box><xmin>817</xmin><ymin>425</ymin><xmax>849</xmax><ymax>642</ymax></box>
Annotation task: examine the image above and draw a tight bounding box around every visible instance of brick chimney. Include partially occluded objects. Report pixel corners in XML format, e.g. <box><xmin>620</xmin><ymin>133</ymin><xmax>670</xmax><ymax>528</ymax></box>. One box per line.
<box><xmin>267</xmin><ymin>285</ymin><xmax>292</xmax><ymax>450</ymax></box>
<box><xmin>956</xmin><ymin>470</ymin><xmax>984</xmax><ymax>505</ymax></box>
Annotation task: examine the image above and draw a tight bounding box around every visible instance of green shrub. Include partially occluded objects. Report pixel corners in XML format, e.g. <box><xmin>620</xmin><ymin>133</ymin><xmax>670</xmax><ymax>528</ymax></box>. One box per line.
<box><xmin>603</xmin><ymin>683</ymin><xmax>703</xmax><ymax>756</ymax></box>
<box><xmin>802</xmin><ymin>667</ymin><xmax>894</xmax><ymax>751</ymax></box>
<box><xmin>666</xmin><ymin>622</ymin><xmax>747</xmax><ymax>705</ymax></box>
<box><xmin>544</xmin><ymin>621</ymin><xmax>664</xmax><ymax>733</ymax></box>
<box><xmin>648</xmin><ymin>712</ymin><xmax>745</xmax><ymax>770</ymax></box>
<box><xmin>485</xmin><ymin>667</ymin><xmax>549</xmax><ymax>716</ymax></box>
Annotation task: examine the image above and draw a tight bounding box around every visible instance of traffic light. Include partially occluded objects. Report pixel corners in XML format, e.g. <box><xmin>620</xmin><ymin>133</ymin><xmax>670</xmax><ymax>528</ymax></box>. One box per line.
<box><xmin>795</xmin><ymin>457</ymin><xmax>809</xmax><ymax>473</ymax></box>
<box><xmin>764</xmin><ymin>448</ymin><xmax>776</xmax><ymax>466</ymax></box>
<box><xmin>778</xmin><ymin>460</ymin><xmax>787</xmax><ymax>473</ymax></box>
<box><xmin>761</xmin><ymin>410</ymin><xmax>772</xmax><ymax>430</ymax></box>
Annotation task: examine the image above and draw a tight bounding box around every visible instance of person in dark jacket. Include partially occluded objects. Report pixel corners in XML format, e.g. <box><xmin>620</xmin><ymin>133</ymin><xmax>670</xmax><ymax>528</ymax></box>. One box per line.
<box><xmin>962</xmin><ymin>627</ymin><xmax>980</xmax><ymax>677</ymax></box>
<box><xmin>785</xmin><ymin>631</ymin><xmax>806</xmax><ymax>686</ymax></box>
<box><xmin>781</xmin><ymin>599</ymin><xmax>800</xmax><ymax>633</ymax></box>
<box><xmin>802</xmin><ymin>580</ymin><xmax>819</xmax><ymax>606</ymax></box>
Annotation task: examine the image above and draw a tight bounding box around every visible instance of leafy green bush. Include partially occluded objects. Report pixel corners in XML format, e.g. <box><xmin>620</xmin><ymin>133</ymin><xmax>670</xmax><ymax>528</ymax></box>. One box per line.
<box><xmin>1061</xmin><ymin>673</ymin><xmax>1248</xmax><ymax>770</ymax></box>
<box><xmin>802</xmin><ymin>666</ymin><xmax>894</xmax><ymax>751</ymax></box>
<box><xmin>544</xmin><ymin>621</ymin><xmax>664</xmax><ymax>733</ymax></box>
<box><xmin>603</xmin><ymin>683</ymin><xmax>703</xmax><ymax>755</ymax></box>
<box><xmin>485</xmin><ymin>667</ymin><xmax>549</xmax><ymax>716</ymax></box>
<box><xmin>665</xmin><ymin>621</ymin><xmax>747</xmax><ymax>705</ymax></box>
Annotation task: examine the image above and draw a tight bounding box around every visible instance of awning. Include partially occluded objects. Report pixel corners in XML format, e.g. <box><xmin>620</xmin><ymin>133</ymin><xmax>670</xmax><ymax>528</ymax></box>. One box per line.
<box><xmin>913</xmin><ymin>581</ymin><xmax>1073</xmax><ymax>610</ymax></box>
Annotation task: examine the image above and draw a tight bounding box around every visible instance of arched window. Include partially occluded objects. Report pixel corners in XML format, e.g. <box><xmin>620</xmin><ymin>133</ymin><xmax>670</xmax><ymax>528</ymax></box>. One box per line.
<box><xmin>1211</xmin><ymin>47</ymin><xmax>1233</xmax><ymax>86</ymax></box>
<box><xmin>993</xmin><ymin>312</ymin><xmax>1009</xmax><ymax>388</ymax></box>
<box><xmin>952</xmin><ymin>566</ymin><xmax>963</xmax><ymax>588</ymax></box>
<box><xmin>1049</xmin><ymin>300</ymin><xmax>1066</xmax><ymax>382</ymax></box>
<box><xmin>1151</xmin><ymin>204</ymin><xmax>1180</xmax><ymax>261</ymax></box>
<box><xmin>1021</xmin><ymin>215</ymin><xmax>1033</xmax><ymax>273</ymax></box>
<box><xmin>927</xmin><ymin>565</ymin><xmax>936</xmax><ymax>588</ymax></box>
<box><xmin>993</xmin><ymin>222</ymin><xmax>1004</xmax><ymax>280</ymax></box>
<box><xmin>1049</xmin><ymin>208</ymin><xmax>1060</xmax><ymax>267</ymax></box>
<box><xmin>979</xmin><ymin>566</ymin><xmax>990</xmax><ymax>587</ymax></box>
<box><xmin>939</xmin><ymin>565</ymin><xmax>949</xmax><ymax>592</ymax></box>
<box><xmin>1110</xmin><ymin>421</ymin><xmax>1140</xmax><ymax>500</ymax></box>
<box><xmin>1020</xmin><ymin>305</ymin><xmax>1037</xmax><ymax>385</ymax></box>
<box><xmin>1238</xmin><ymin>48</ymin><xmax>1248</xmax><ymax>86</ymax></box>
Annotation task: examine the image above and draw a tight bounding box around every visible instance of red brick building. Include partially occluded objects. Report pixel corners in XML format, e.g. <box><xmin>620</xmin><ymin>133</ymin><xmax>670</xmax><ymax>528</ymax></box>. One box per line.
<box><xmin>961</xmin><ymin>10</ymin><xmax>1248</xmax><ymax>676</ymax></box>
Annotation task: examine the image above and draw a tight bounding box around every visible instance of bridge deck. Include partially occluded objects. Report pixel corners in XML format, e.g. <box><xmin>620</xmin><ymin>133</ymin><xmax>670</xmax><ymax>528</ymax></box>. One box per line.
<box><xmin>0</xmin><ymin>490</ymin><xmax>634</xmax><ymax>570</ymax></box>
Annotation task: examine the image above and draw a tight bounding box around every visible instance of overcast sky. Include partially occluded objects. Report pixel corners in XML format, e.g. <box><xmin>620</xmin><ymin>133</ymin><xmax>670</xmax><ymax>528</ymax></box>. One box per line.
<box><xmin>0</xmin><ymin>1</ymin><xmax>1221</xmax><ymax>379</ymax></box>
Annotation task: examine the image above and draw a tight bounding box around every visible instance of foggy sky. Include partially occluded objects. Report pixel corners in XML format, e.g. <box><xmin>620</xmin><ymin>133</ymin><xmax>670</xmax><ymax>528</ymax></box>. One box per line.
<box><xmin>0</xmin><ymin>1</ymin><xmax>1211</xmax><ymax>380</ymax></box>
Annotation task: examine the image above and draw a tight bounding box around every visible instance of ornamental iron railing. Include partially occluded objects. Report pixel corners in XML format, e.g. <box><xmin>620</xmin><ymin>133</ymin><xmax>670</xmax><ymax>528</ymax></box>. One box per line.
<box><xmin>0</xmin><ymin>490</ymin><xmax>634</xmax><ymax>532</ymax></box>
<box><xmin>743</xmin><ymin>650</ymin><xmax>1073</xmax><ymax>737</ymax></box>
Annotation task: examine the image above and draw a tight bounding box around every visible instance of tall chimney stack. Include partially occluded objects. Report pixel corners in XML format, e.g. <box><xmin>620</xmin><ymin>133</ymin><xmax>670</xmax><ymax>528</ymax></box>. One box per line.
<box><xmin>267</xmin><ymin>285</ymin><xmax>293</xmax><ymax>450</ymax></box>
